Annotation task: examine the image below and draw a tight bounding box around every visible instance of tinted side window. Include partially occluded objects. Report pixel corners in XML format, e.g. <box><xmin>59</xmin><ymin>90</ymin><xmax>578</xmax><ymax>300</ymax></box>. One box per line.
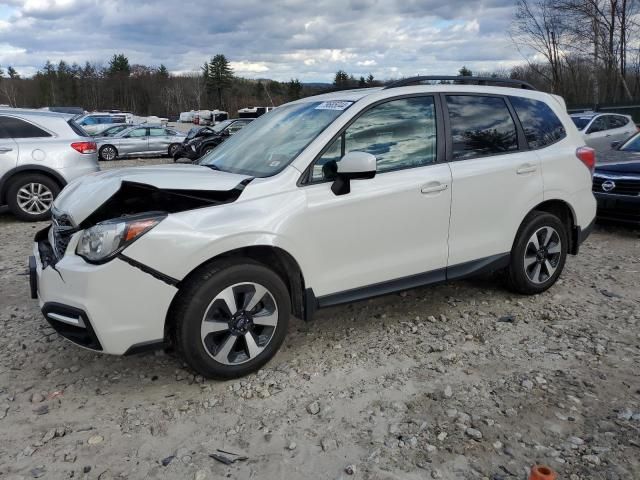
<box><xmin>608</xmin><ymin>115</ymin><xmax>628</xmax><ymax>129</ymax></box>
<box><xmin>587</xmin><ymin>117</ymin><xmax>607</xmax><ymax>133</ymax></box>
<box><xmin>311</xmin><ymin>96</ymin><xmax>438</xmax><ymax>181</ymax></box>
<box><xmin>509</xmin><ymin>96</ymin><xmax>566</xmax><ymax>149</ymax></box>
<box><xmin>0</xmin><ymin>116</ymin><xmax>51</xmax><ymax>138</ymax></box>
<box><xmin>446</xmin><ymin>95</ymin><xmax>517</xmax><ymax>160</ymax></box>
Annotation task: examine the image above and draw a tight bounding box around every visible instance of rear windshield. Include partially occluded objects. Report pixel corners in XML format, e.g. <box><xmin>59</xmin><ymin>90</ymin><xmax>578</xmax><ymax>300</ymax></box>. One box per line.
<box><xmin>571</xmin><ymin>117</ymin><xmax>591</xmax><ymax>130</ymax></box>
<box><xmin>68</xmin><ymin>120</ymin><xmax>89</xmax><ymax>137</ymax></box>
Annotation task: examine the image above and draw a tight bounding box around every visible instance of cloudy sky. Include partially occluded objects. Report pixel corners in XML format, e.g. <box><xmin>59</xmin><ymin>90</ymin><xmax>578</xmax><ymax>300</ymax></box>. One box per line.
<box><xmin>0</xmin><ymin>0</ymin><xmax>527</xmax><ymax>82</ymax></box>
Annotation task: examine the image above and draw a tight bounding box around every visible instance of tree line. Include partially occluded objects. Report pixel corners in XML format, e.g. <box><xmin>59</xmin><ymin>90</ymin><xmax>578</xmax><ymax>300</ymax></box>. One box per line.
<box><xmin>0</xmin><ymin>53</ymin><xmax>328</xmax><ymax>116</ymax></box>
<box><xmin>510</xmin><ymin>0</ymin><xmax>640</xmax><ymax>106</ymax></box>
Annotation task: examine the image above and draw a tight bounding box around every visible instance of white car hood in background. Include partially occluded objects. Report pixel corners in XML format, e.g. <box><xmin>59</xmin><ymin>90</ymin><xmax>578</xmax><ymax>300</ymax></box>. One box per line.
<box><xmin>54</xmin><ymin>164</ymin><xmax>251</xmax><ymax>224</ymax></box>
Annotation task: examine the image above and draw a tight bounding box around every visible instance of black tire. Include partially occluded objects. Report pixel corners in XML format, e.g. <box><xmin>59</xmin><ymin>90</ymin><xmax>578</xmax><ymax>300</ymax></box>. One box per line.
<box><xmin>173</xmin><ymin>259</ymin><xmax>291</xmax><ymax>379</ymax></box>
<box><xmin>505</xmin><ymin>211</ymin><xmax>568</xmax><ymax>295</ymax></box>
<box><xmin>6</xmin><ymin>174</ymin><xmax>61</xmax><ymax>221</ymax></box>
<box><xmin>99</xmin><ymin>145</ymin><xmax>118</xmax><ymax>161</ymax></box>
<box><xmin>200</xmin><ymin>145</ymin><xmax>215</xmax><ymax>157</ymax></box>
<box><xmin>168</xmin><ymin>143</ymin><xmax>180</xmax><ymax>157</ymax></box>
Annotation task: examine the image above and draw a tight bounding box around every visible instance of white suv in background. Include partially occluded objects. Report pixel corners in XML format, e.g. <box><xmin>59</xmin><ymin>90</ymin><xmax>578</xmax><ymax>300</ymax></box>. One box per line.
<box><xmin>30</xmin><ymin>77</ymin><xmax>597</xmax><ymax>379</ymax></box>
<box><xmin>570</xmin><ymin>112</ymin><xmax>637</xmax><ymax>151</ymax></box>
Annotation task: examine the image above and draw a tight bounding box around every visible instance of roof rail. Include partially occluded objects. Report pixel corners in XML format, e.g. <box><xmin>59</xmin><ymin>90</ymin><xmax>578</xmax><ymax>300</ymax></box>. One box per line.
<box><xmin>383</xmin><ymin>76</ymin><xmax>537</xmax><ymax>91</ymax></box>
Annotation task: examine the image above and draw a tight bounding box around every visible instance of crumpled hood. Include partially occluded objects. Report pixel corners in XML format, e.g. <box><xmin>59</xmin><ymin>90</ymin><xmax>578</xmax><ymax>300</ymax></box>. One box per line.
<box><xmin>54</xmin><ymin>164</ymin><xmax>251</xmax><ymax>224</ymax></box>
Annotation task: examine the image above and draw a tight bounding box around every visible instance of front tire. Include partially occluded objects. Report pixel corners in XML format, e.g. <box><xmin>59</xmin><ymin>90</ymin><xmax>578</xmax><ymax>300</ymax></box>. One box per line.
<box><xmin>99</xmin><ymin>145</ymin><xmax>118</xmax><ymax>161</ymax></box>
<box><xmin>173</xmin><ymin>260</ymin><xmax>290</xmax><ymax>379</ymax></box>
<box><xmin>6</xmin><ymin>174</ymin><xmax>60</xmax><ymax>221</ymax></box>
<box><xmin>506</xmin><ymin>212</ymin><xmax>568</xmax><ymax>295</ymax></box>
<box><xmin>168</xmin><ymin>143</ymin><xmax>180</xmax><ymax>157</ymax></box>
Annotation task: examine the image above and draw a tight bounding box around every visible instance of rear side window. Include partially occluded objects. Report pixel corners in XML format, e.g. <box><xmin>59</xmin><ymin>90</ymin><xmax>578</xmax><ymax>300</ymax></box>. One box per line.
<box><xmin>608</xmin><ymin>115</ymin><xmax>629</xmax><ymax>129</ymax></box>
<box><xmin>446</xmin><ymin>95</ymin><xmax>518</xmax><ymax>160</ymax></box>
<box><xmin>0</xmin><ymin>116</ymin><xmax>51</xmax><ymax>138</ymax></box>
<box><xmin>510</xmin><ymin>96</ymin><xmax>566</xmax><ymax>149</ymax></box>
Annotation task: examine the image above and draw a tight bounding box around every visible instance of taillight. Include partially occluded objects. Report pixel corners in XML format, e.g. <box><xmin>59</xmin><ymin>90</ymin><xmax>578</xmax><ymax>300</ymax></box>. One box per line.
<box><xmin>576</xmin><ymin>146</ymin><xmax>595</xmax><ymax>175</ymax></box>
<box><xmin>71</xmin><ymin>141</ymin><xmax>97</xmax><ymax>154</ymax></box>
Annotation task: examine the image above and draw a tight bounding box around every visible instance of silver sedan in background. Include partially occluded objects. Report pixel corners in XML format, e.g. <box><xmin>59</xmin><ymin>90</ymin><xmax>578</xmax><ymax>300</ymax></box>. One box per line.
<box><xmin>97</xmin><ymin>125</ymin><xmax>186</xmax><ymax>161</ymax></box>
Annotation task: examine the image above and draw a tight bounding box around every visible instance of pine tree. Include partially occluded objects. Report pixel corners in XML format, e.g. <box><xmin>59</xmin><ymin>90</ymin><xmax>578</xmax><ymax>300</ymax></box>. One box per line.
<box><xmin>366</xmin><ymin>73</ymin><xmax>375</xmax><ymax>85</ymax></box>
<box><xmin>157</xmin><ymin>64</ymin><xmax>169</xmax><ymax>79</ymax></box>
<box><xmin>206</xmin><ymin>54</ymin><xmax>234</xmax><ymax>108</ymax></box>
<box><xmin>333</xmin><ymin>70</ymin><xmax>350</xmax><ymax>90</ymax></box>
<box><xmin>287</xmin><ymin>78</ymin><xmax>302</xmax><ymax>100</ymax></box>
<box><xmin>358</xmin><ymin>76</ymin><xmax>366</xmax><ymax>88</ymax></box>
<box><xmin>7</xmin><ymin>66</ymin><xmax>19</xmax><ymax>79</ymax></box>
<box><xmin>108</xmin><ymin>54</ymin><xmax>131</xmax><ymax>77</ymax></box>
<box><xmin>458</xmin><ymin>66</ymin><xmax>473</xmax><ymax>77</ymax></box>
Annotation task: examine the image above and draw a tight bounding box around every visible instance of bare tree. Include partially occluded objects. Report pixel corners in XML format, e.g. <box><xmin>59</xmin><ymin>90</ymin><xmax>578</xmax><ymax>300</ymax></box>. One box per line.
<box><xmin>510</xmin><ymin>0</ymin><xmax>568</xmax><ymax>92</ymax></box>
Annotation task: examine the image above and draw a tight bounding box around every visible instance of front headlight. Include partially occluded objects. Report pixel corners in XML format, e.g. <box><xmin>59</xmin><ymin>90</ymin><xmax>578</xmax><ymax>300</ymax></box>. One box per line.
<box><xmin>76</xmin><ymin>214</ymin><xmax>165</xmax><ymax>263</ymax></box>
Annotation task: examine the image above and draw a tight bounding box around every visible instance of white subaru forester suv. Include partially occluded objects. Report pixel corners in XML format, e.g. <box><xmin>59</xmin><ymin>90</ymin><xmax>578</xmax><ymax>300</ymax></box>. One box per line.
<box><xmin>29</xmin><ymin>77</ymin><xmax>597</xmax><ymax>379</ymax></box>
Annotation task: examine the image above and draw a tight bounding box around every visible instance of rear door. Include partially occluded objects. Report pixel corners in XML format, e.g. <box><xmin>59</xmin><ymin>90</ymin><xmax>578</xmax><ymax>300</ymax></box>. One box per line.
<box><xmin>148</xmin><ymin>127</ymin><xmax>170</xmax><ymax>154</ymax></box>
<box><xmin>606</xmin><ymin>114</ymin><xmax>636</xmax><ymax>144</ymax></box>
<box><xmin>444</xmin><ymin>94</ymin><xmax>543</xmax><ymax>270</ymax></box>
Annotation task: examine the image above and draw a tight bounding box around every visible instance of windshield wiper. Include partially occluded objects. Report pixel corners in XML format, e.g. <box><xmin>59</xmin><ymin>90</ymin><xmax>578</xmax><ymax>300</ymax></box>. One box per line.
<box><xmin>204</xmin><ymin>164</ymin><xmax>222</xmax><ymax>171</ymax></box>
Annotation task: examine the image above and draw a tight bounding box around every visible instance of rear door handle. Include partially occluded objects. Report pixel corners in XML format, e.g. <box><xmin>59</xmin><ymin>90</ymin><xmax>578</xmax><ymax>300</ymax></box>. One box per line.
<box><xmin>421</xmin><ymin>183</ymin><xmax>448</xmax><ymax>194</ymax></box>
<box><xmin>0</xmin><ymin>147</ymin><xmax>13</xmax><ymax>153</ymax></box>
<box><xmin>516</xmin><ymin>164</ymin><xmax>537</xmax><ymax>175</ymax></box>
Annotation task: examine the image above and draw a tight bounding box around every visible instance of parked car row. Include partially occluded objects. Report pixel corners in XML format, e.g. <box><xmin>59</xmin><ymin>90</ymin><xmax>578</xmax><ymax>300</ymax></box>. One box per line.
<box><xmin>96</xmin><ymin>125</ymin><xmax>186</xmax><ymax>161</ymax></box>
<box><xmin>570</xmin><ymin>111</ymin><xmax>637</xmax><ymax>151</ymax></box>
<box><xmin>28</xmin><ymin>77</ymin><xmax>601</xmax><ymax>379</ymax></box>
<box><xmin>172</xmin><ymin>119</ymin><xmax>253</xmax><ymax>161</ymax></box>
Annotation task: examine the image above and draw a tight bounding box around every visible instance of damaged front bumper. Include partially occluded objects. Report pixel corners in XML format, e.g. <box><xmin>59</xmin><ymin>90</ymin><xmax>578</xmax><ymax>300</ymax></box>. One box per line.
<box><xmin>30</xmin><ymin>226</ymin><xmax>178</xmax><ymax>355</ymax></box>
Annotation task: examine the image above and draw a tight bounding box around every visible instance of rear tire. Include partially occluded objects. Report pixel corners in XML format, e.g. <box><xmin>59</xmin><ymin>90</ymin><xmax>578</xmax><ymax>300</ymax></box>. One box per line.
<box><xmin>99</xmin><ymin>145</ymin><xmax>118</xmax><ymax>161</ymax></box>
<box><xmin>6</xmin><ymin>174</ymin><xmax>60</xmax><ymax>221</ymax></box>
<box><xmin>505</xmin><ymin>212</ymin><xmax>568</xmax><ymax>295</ymax></box>
<box><xmin>173</xmin><ymin>260</ymin><xmax>290</xmax><ymax>379</ymax></box>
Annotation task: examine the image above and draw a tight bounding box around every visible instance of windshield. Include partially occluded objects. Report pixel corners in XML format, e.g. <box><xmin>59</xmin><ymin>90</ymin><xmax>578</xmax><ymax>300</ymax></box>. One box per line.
<box><xmin>212</xmin><ymin>120</ymin><xmax>233</xmax><ymax>132</ymax></box>
<box><xmin>571</xmin><ymin>116</ymin><xmax>592</xmax><ymax>130</ymax></box>
<box><xmin>620</xmin><ymin>132</ymin><xmax>640</xmax><ymax>152</ymax></box>
<box><xmin>199</xmin><ymin>101</ymin><xmax>351</xmax><ymax>177</ymax></box>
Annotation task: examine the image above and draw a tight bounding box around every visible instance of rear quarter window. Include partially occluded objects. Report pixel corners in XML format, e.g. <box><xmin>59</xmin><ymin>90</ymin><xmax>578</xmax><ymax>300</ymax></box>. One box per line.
<box><xmin>510</xmin><ymin>96</ymin><xmax>566</xmax><ymax>149</ymax></box>
<box><xmin>0</xmin><ymin>116</ymin><xmax>52</xmax><ymax>138</ymax></box>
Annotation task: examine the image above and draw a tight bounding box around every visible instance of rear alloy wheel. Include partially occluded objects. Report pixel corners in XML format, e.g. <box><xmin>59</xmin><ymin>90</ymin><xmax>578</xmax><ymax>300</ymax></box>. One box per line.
<box><xmin>174</xmin><ymin>261</ymin><xmax>290</xmax><ymax>379</ymax></box>
<box><xmin>99</xmin><ymin>145</ymin><xmax>117</xmax><ymax>161</ymax></box>
<box><xmin>506</xmin><ymin>212</ymin><xmax>568</xmax><ymax>295</ymax></box>
<box><xmin>7</xmin><ymin>174</ymin><xmax>60</xmax><ymax>221</ymax></box>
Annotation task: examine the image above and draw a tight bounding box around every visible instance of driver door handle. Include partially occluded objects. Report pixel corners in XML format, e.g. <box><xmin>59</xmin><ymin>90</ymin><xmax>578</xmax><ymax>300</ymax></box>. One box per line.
<box><xmin>517</xmin><ymin>164</ymin><xmax>537</xmax><ymax>175</ymax></box>
<box><xmin>421</xmin><ymin>183</ymin><xmax>448</xmax><ymax>194</ymax></box>
<box><xmin>0</xmin><ymin>147</ymin><xmax>13</xmax><ymax>153</ymax></box>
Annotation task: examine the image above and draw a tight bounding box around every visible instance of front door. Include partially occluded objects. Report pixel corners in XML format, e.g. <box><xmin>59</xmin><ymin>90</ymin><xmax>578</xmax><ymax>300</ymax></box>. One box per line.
<box><xmin>297</xmin><ymin>96</ymin><xmax>452</xmax><ymax>298</ymax></box>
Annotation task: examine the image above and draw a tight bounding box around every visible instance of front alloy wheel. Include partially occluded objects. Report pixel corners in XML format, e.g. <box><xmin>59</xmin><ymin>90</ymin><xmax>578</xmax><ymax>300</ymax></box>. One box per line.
<box><xmin>174</xmin><ymin>260</ymin><xmax>290</xmax><ymax>379</ymax></box>
<box><xmin>201</xmin><ymin>283</ymin><xmax>279</xmax><ymax>365</ymax></box>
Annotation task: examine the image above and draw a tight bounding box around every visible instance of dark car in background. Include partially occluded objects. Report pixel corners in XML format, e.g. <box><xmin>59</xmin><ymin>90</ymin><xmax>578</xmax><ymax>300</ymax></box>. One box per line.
<box><xmin>173</xmin><ymin>118</ymin><xmax>252</xmax><ymax>162</ymax></box>
<box><xmin>593</xmin><ymin>132</ymin><xmax>640</xmax><ymax>225</ymax></box>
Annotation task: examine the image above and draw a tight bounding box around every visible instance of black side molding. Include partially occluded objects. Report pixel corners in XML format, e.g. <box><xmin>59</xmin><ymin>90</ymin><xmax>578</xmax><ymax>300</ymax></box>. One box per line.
<box><xmin>307</xmin><ymin>253</ymin><xmax>510</xmax><ymax>319</ymax></box>
<box><xmin>117</xmin><ymin>254</ymin><xmax>180</xmax><ymax>287</ymax></box>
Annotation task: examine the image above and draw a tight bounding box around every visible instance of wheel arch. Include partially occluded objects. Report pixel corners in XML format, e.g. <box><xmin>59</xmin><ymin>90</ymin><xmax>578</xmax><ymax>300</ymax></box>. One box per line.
<box><xmin>164</xmin><ymin>245</ymin><xmax>309</xmax><ymax>342</ymax></box>
<box><xmin>522</xmin><ymin>199</ymin><xmax>578</xmax><ymax>254</ymax></box>
<box><xmin>0</xmin><ymin>165</ymin><xmax>66</xmax><ymax>205</ymax></box>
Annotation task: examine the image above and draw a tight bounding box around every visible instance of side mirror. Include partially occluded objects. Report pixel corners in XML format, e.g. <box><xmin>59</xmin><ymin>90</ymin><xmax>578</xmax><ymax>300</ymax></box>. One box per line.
<box><xmin>610</xmin><ymin>141</ymin><xmax>621</xmax><ymax>150</ymax></box>
<box><xmin>331</xmin><ymin>151</ymin><xmax>376</xmax><ymax>196</ymax></box>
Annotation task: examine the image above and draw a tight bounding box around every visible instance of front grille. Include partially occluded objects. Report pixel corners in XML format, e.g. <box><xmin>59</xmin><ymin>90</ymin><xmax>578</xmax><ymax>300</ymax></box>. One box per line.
<box><xmin>50</xmin><ymin>210</ymin><xmax>78</xmax><ymax>260</ymax></box>
<box><xmin>593</xmin><ymin>175</ymin><xmax>640</xmax><ymax>196</ymax></box>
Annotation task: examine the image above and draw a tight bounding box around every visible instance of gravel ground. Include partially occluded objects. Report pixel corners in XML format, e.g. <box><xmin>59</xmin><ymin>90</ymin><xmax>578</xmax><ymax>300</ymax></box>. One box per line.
<box><xmin>1</xmin><ymin>157</ymin><xmax>639</xmax><ymax>480</ymax></box>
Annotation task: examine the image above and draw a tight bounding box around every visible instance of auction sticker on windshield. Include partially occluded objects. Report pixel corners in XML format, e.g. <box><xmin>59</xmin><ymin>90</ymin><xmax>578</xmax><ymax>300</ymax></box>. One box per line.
<box><xmin>315</xmin><ymin>101</ymin><xmax>353</xmax><ymax>110</ymax></box>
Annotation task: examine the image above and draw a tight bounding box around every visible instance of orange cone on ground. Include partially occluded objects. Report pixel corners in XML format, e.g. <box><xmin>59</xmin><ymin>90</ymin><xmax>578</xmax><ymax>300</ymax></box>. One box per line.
<box><xmin>529</xmin><ymin>465</ymin><xmax>557</xmax><ymax>480</ymax></box>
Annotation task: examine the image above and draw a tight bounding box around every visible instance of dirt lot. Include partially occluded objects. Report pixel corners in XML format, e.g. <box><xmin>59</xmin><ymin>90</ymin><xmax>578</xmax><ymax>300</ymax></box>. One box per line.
<box><xmin>1</xmin><ymin>157</ymin><xmax>639</xmax><ymax>480</ymax></box>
